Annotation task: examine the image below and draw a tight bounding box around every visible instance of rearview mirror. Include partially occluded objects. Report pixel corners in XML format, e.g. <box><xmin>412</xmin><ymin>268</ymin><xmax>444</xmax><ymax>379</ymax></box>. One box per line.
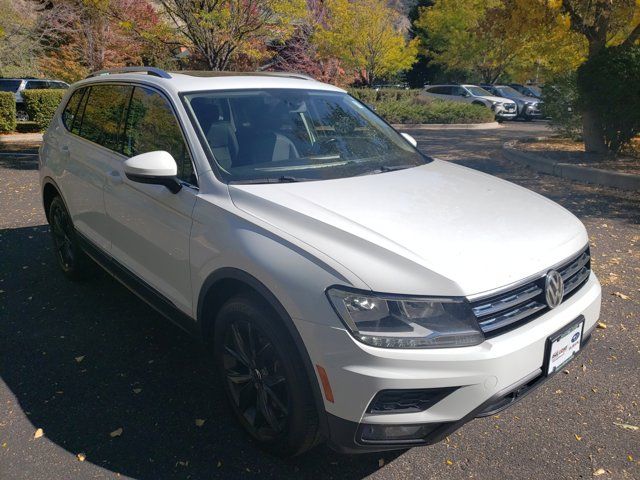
<box><xmin>123</xmin><ymin>151</ymin><xmax>182</xmax><ymax>194</ymax></box>
<box><xmin>400</xmin><ymin>132</ymin><xmax>418</xmax><ymax>148</ymax></box>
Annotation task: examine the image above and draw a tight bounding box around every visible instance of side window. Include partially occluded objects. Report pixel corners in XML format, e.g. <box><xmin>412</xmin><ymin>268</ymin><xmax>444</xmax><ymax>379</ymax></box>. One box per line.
<box><xmin>123</xmin><ymin>86</ymin><xmax>194</xmax><ymax>184</ymax></box>
<box><xmin>79</xmin><ymin>84</ymin><xmax>133</xmax><ymax>151</ymax></box>
<box><xmin>62</xmin><ymin>88</ymin><xmax>85</xmax><ymax>130</ymax></box>
<box><xmin>25</xmin><ymin>80</ymin><xmax>49</xmax><ymax>89</ymax></box>
<box><xmin>72</xmin><ymin>87</ymin><xmax>90</xmax><ymax>136</ymax></box>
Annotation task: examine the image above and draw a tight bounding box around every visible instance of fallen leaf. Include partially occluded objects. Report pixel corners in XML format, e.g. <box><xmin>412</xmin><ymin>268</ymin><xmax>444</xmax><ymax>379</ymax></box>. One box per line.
<box><xmin>75</xmin><ymin>356</ymin><xmax>85</xmax><ymax>363</ymax></box>
<box><xmin>593</xmin><ymin>468</ymin><xmax>606</xmax><ymax>476</ymax></box>
<box><xmin>217</xmin><ymin>461</ymin><xmax>222</xmax><ymax>468</ymax></box>
<box><xmin>176</xmin><ymin>460</ymin><xmax>189</xmax><ymax>467</ymax></box>
<box><xmin>445</xmin><ymin>459</ymin><xmax>453</xmax><ymax>466</ymax></box>
<box><xmin>612</xmin><ymin>292</ymin><xmax>630</xmax><ymax>300</ymax></box>
<box><xmin>378</xmin><ymin>458</ymin><xmax>385</xmax><ymax>467</ymax></box>
<box><xmin>597</xmin><ymin>322</ymin><xmax>607</xmax><ymax>329</ymax></box>
<box><xmin>613</xmin><ymin>422</ymin><xmax>639</xmax><ymax>431</ymax></box>
<box><xmin>77</xmin><ymin>453</ymin><xmax>86</xmax><ymax>462</ymax></box>
<box><xmin>195</xmin><ymin>419</ymin><xmax>206</xmax><ymax>427</ymax></box>
<box><xmin>574</xmin><ymin>433</ymin><xmax>582</xmax><ymax>441</ymax></box>
<box><xmin>628</xmin><ymin>455</ymin><xmax>634</xmax><ymax>461</ymax></box>
<box><xmin>110</xmin><ymin>428</ymin><xmax>123</xmax><ymax>438</ymax></box>
<box><xmin>132</xmin><ymin>388</ymin><xmax>142</xmax><ymax>394</ymax></box>
<box><xmin>33</xmin><ymin>428</ymin><xmax>44</xmax><ymax>439</ymax></box>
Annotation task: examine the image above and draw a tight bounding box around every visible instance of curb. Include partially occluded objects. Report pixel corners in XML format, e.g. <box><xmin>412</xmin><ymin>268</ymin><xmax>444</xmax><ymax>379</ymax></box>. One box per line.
<box><xmin>503</xmin><ymin>140</ymin><xmax>640</xmax><ymax>191</ymax></box>
<box><xmin>0</xmin><ymin>133</ymin><xmax>43</xmax><ymax>143</ymax></box>
<box><xmin>393</xmin><ymin>122</ymin><xmax>501</xmax><ymax>130</ymax></box>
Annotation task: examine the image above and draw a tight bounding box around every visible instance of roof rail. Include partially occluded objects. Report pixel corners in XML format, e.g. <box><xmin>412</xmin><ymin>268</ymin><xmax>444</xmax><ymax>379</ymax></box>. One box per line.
<box><xmin>86</xmin><ymin>67</ymin><xmax>172</xmax><ymax>79</ymax></box>
<box><xmin>257</xmin><ymin>71</ymin><xmax>315</xmax><ymax>81</ymax></box>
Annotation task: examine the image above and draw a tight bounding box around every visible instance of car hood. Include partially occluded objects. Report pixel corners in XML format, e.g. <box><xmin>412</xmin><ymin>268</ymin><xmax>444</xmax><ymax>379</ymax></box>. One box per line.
<box><xmin>229</xmin><ymin>160</ymin><xmax>587</xmax><ymax>296</ymax></box>
<box><xmin>479</xmin><ymin>95</ymin><xmax>516</xmax><ymax>105</ymax></box>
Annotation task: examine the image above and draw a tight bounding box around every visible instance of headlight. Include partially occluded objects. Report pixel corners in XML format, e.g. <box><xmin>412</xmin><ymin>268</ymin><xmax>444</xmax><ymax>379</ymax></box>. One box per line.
<box><xmin>492</xmin><ymin>101</ymin><xmax>503</xmax><ymax>107</ymax></box>
<box><xmin>326</xmin><ymin>287</ymin><xmax>484</xmax><ymax>348</ymax></box>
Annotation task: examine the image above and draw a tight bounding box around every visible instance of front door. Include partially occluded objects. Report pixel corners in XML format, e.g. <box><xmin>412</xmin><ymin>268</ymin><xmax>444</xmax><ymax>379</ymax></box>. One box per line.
<box><xmin>103</xmin><ymin>85</ymin><xmax>198</xmax><ymax>316</ymax></box>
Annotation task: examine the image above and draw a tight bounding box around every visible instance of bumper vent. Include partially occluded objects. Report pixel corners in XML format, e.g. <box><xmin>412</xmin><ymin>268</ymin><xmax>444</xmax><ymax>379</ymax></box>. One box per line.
<box><xmin>470</xmin><ymin>246</ymin><xmax>591</xmax><ymax>337</ymax></box>
<box><xmin>366</xmin><ymin>387</ymin><xmax>458</xmax><ymax>414</ymax></box>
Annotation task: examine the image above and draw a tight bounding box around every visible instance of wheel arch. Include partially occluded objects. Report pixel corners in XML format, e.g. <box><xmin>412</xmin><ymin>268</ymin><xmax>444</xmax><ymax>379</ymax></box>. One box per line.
<box><xmin>41</xmin><ymin>177</ymin><xmax>64</xmax><ymax>223</ymax></box>
<box><xmin>197</xmin><ymin>267</ymin><xmax>330</xmax><ymax>437</ymax></box>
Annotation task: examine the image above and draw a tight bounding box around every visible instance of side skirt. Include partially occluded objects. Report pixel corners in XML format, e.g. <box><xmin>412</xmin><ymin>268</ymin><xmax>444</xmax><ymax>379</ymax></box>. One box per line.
<box><xmin>76</xmin><ymin>232</ymin><xmax>200</xmax><ymax>338</ymax></box>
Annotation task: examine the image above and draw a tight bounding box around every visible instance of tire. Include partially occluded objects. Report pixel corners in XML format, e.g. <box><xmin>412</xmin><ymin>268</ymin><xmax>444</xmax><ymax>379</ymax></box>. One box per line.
<box><xmin>48</xmin><ymin>196</ymin><xmax>91</xmax><ymax>280</ymax></box>
<box><xmin>213</xmin><ymin>293</ymin><xmax>320</xmax><ymax>456</ymax></box>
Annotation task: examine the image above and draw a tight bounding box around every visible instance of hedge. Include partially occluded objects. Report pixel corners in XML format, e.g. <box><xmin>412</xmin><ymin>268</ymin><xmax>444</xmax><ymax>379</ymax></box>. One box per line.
<box><xmin>22</xmin><ymin>89</ymin><xmax>66</xmax><ymax>130</ymax></box>
<box><xmin>348</xmin><ymin>88</ymin><xmax>418</xmax><ymax>104</ymax></box>
<box><xmin>0</xmin><ymin>92</ymin><xmax>17</xmax><ymax>133</ymax></box>
<box><xmin>374</xmin><ymin>97</ymin><xmax>494</xmax><ymax>124</ymax></box>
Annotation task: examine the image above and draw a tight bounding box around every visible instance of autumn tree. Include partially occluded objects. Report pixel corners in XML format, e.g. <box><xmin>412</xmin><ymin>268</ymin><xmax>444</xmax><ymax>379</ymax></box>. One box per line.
<box><xmin>414</xmin><ymin>0</ymin><xmax>584</xmax><ymax>83</ymax></box>
<box><xmin>557</xmin><ymin>0</ymin><xmax>640</xmax><ymax>152</ymax></box>
<box><xmin>158</xmin><ymin>0</ymin><xmax>307</xmax><ymax>71</ymax></box>
<box><xmin>314</xmin><ymin>0</ymin><xmax>419</xmax><ymax>85</ymax></box>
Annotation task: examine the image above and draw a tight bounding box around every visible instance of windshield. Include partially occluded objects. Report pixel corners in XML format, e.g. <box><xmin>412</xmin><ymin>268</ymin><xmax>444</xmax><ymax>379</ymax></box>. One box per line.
<box><xmin>465</xmin><ymin>86</ymin><xmax>492</xmax><ymax>97</ymax></box>
<box><xmin>184</xmin><ymin>89</ymin><xmax>428</xmax><ymax>183</ymax></box>
<box><xmin>0</xmin><ymin>80</ymin><xmax>21</xmax><ymax>93</ymax></box>
<box><xmin>495</xmin><ymin>86</ymin><xmax>522</xmax><ymax>97</ymax></box>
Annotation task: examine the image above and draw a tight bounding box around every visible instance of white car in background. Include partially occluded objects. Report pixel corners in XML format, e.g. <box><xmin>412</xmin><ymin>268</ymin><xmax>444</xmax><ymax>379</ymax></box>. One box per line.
<box><xmin>39</xmin><ymin>67</ymin><xmax>600</xmax><ymax>456</ymax></box>
<box><xmin>422</xmin><ymin>84</ymin><xmax>517</xmax><ymax>121</ymax></box>
<box><xmin>0</xmin><ymin>78</ymin><xmax>69</xmax><ymax>121</ymax></box>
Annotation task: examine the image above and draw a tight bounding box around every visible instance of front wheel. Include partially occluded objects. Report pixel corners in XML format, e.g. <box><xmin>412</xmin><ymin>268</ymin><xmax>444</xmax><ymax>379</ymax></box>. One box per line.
<box><xmin>213</xmin><ymin>293</ymin><xmax>320</xmax><ymax>456</ymax></box>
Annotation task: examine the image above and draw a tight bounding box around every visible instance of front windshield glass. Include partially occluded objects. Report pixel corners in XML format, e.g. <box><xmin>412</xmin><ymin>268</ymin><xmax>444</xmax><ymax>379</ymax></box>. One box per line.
<box><xmin>495</xmin><ymin>86</ymin><xmax>522</xmax><ymax>97</ymax></box>
<box><xmin>184</xmin><ymin>89</ymin><xmax>428</xmax><ymax>183</ymax></box>
<box><xmin>466</xmin><ymin>86</ymin><xmax>492</xmax><ymax>97</ymax></box>
<box><xmin>0</xmin><ymin>80</ymin><xmax>21</xmax><ymax>93</ymax></box>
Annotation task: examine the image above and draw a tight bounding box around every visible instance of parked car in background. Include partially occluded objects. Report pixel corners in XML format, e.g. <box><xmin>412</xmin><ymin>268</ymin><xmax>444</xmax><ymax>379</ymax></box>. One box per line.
<box><xmin>422</xmin><ymin>84</ymin><xmax>517</xmax><ymax>121</ymax></box>
<box><xmin>0</xmin><ymin>78</ymin><xmax>69</xmax><ymax>121</ymax></box>
<box><xmin>481</xmin><ymin>84</ymin><xmax>542</xmax><ymax>121</ymax></box>
<box><xmin>509</xmin><ymin>83</ymin><xmax>542</xmax><ymax>99</ymax></box>
<box><xmin>40</xmin><ymin>67</ymin><xmax>601</xmax><ymax>456</ymax></box>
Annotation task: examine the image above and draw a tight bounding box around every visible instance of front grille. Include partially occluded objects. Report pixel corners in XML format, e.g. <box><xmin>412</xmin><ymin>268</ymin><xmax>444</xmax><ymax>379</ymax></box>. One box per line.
<box><xmin>505</xmin><ymin>104</ymin><xmax>516</xmax><ymax>111</ymax></box>
<box><xmin>367</xmin><ymin>387</ymin><xmax>459</xmax><ymax>414</ymax></box>
<box><xmin>470</xmin><ymin>246</ymin><xmax>591</xmax><ymax>337</ymax></box>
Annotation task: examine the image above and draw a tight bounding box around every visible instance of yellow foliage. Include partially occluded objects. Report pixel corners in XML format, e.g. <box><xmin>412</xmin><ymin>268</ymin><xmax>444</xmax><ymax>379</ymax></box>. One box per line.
<box><xmin>315</xmin><ymin>0</ymin><xmax>418</xmax><ymax>84</ymax></box>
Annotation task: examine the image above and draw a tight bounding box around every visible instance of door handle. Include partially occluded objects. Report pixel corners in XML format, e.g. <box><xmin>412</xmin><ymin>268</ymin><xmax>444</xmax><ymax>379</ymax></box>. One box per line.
<box><xmin>107</xmin><ymin>170</ymin><xmax>123</xmax><ymax>186</ymax></box>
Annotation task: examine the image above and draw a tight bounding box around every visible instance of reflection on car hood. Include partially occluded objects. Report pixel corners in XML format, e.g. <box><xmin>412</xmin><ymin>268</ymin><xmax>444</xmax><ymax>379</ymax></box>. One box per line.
<box><xmin>229</xmin><ymin>160</ymin><xmax>587</xmax><ymax>296</ymax></box>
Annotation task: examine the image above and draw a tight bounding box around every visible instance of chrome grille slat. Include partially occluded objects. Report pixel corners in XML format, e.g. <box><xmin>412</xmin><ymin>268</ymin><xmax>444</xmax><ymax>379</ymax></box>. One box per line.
<box><xmin>560</xmin><ymin>252</ymin><xmax>590</xmax><ymax>280</ymax></box>
<box><xmin>472</xmin><ymin>284</ymin><xmax>542</xmax><ymax>318</ymax></box>
<box><xmin>470</xmin><ymin>246</ymin><xmax>591</xmax><ymax>337</ymax></box>
<box><xmin>563</xmin><ymin>267</ymin><xmax>590</xmax><ymax>295</ymax></box>
<box><xmin>479</xmin><ymin>301</ymin><xmax>547</xmax><ymax>333</ymax></box>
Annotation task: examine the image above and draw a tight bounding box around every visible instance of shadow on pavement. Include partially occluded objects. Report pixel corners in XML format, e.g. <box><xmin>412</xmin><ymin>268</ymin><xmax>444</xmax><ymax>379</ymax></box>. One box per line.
<box><xmin>0</xmin><ymin>225</ymin><xmax>395</xmax><ymax>479</ymax></box>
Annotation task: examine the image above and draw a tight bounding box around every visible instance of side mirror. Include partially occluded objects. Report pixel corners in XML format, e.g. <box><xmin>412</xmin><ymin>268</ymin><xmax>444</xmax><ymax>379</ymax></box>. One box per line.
<box><xmin>400</xmin><ymin>132</ymin><xmax>418</xmax><ymax>148</ymax></box>
<box><xmin>123</xmin><ymin>151</ymin><xmax>182</xmax><ymax>194</ymax></box>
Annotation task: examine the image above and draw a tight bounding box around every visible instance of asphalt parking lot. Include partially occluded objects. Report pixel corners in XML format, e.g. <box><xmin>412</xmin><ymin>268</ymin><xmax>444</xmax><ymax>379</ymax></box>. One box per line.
<box><xmin>1</xmin><ymin>121</ymin><xmax>638</xmax><ymax>480</ymax></box>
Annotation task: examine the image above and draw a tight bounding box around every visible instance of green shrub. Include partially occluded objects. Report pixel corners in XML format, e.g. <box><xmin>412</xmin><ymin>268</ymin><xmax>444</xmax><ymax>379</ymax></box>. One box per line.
<box><xmin>577</xmin><ymin>44</ymin><xmax>640</xmax><ymax>153</ymax></box>
<box><xmin>0</xmin><ymin>92</ymin><xmax>17</xmax><ymax>133</ymax></box>
<box><xmin>348</xmin><ymin>88</ymin><xmax>420</xmax><ymax>104</ymax></box>
<box><xmin>375</xmin><ymin>97</ymin><xmax>494</xmax><ymax>124</ymax></box>
<box><xmin>22</xmin><ymin>89</ymin><xmax>66</xmax><ymax>130</ymax></box>
<box><xmin>542</xmin><ymin>72</ymin><xmax>582</xmax><ymax>140</ymax></box>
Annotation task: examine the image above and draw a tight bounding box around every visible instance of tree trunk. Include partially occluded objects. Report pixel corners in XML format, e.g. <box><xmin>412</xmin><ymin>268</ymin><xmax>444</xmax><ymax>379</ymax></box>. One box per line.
<box><xmin>579</xmin><ymin>38</ymin><xmax>608</xmax><ymax>154</ymax></box>
<box><xmin>581</xmin><ymin>107</ymin><xmax>608</xmax><ymax>154</ymax></box>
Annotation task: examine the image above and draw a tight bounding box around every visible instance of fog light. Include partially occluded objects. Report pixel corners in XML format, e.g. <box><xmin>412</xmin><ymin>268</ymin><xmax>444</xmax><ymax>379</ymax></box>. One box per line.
<box><xmin>359</xmin><ymin>423</ymin><xmax>441</xmax><ymax>444</ymax></box>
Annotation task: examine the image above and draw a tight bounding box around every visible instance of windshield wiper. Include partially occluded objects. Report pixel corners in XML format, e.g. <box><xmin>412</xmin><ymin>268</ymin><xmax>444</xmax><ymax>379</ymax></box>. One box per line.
<box><xmin>358</xmin><ymin>164</ymin><xmax>416</xmax><ymax>176</ymax></box>
<box><xmin>230</xmin><ymin>175</ymin><xmax>303</xmax><ymax>184</ymax></box>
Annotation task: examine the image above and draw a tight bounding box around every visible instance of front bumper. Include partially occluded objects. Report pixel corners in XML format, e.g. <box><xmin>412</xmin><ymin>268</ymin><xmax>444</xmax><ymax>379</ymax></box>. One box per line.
<box><xmin>297</xmin><ymin>273</ymin><xmax>601</xmax><ymax>453</ymax></box>
<box><xmin>493</xmin><ymin>105</ymin><xmax>517</xmax><ymax>119</ymax></box>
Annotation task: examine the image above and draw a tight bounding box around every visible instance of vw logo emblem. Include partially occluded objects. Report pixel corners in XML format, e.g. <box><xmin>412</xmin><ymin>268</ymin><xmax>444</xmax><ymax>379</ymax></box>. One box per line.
<box><xmin>545</xmin><ymin>270</ymin><xmax>564</xmax><ymax>309</ymax></box>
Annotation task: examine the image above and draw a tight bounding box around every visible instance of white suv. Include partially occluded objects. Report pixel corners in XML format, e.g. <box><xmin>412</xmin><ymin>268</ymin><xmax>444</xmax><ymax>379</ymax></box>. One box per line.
<box><xmin>39</xmin><ymin>67</ymin><xmax>601</xmax><ymax>456</ymax></box>
<box><xmin>422</xmin><ymin>84</ymin><xmax>518</xmax><ymax>121</ymax></box>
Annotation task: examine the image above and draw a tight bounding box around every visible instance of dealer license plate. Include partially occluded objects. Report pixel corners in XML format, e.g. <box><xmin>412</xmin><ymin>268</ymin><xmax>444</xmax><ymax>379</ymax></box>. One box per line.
<box><xmin>546</xmin><ymin>320</ymin><xmax>584</xmax><ymax>375</ymax></box>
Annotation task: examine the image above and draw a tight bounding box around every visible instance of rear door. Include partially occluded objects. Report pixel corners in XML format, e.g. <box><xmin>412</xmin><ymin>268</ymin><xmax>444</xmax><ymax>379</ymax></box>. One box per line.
<box><xmin>55</xmin><ymin>84</ymin><xmax>132</xmax><ymax>251</ymax></box>
<box><xmin>103</xmin><ymin>85</ymin><xmax>198</xmax><ymax>316</ymax></box>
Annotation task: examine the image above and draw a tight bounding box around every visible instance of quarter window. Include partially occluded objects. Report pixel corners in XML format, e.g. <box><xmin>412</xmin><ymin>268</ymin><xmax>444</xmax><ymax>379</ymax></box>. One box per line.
<box><xmin>62</xmin><ymin>88</ymin><xmax>85</xmax><ymax>130</ymax></box>
<box><xmin>123</xmin><ymin>86</ymin><xmax>194</xmax><ymax>184</ymax></box>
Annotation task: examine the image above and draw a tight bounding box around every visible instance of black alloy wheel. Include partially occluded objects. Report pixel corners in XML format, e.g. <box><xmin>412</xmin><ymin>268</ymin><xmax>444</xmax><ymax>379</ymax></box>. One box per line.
<box><xmin>48</xmin><ymin>196</ymin><xmax>90</xmax><ymax>279</ymax></box>
<box><xmin>222</xmin><ymin>319</ymin><xmax>289</xmax><ymax>440</ymax></box>
<box><xmin>213</xmin><ymin>293</ymin><xmax>320</xmax><ymax>456</ymax></box>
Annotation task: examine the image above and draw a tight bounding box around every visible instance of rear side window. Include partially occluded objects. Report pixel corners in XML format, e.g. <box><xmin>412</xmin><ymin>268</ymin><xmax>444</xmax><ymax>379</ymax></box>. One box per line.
<box><xmin>62</xmin><ymin>88</ymin><xmax>85</xmax><ymax>130</ymax></box>
<box><xmin>80</xmin><ymin>85</ymin><xmax>133</xmax><ymax>151</ymax></box>
<box><xmin>0</xmin><ymin>80</ymin><xmax>21</xmax><ymax>92</ymax></box>
<box><xmin>25</xmin><ymin>80</ymin><xmax>49</xmax><ymax>89</ymax></box>
<box><xmin>428</xmin><ymin>86</ymin><xmax>451</xmax><ymax>95</ymax></box>
<box><xmin>123</xmin><ymin>86</ymin><xmax>194</xmax><ymax>183</ymax></box>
